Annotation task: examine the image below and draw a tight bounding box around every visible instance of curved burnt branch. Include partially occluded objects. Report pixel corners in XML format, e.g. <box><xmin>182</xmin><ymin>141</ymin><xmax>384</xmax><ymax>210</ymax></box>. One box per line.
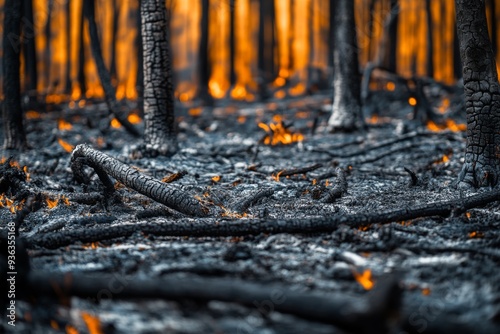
<box><xmin>70</xmin><ymin>144</ymin><xmax>208</xmax><ymax>217</ymax></box>
<box><xmin>26</xmin><ymin>188</ymin><xmax>500</xmax><ymax>249</ymax></box>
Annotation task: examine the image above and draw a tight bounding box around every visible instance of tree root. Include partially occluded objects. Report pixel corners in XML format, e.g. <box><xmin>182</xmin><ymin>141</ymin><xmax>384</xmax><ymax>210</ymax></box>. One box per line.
<box><xmin>71</xmin><ymin>144</ymin><xmax>208</xmax><ymax>217</ymax></box>
<box><xmin>25</xmin><ymin>188</ymin><xmax>500</xmax><ymax>249</ymax></box>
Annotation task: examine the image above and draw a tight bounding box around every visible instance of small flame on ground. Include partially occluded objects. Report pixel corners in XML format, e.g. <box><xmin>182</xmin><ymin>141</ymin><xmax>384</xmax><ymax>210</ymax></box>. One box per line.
<box><xmin>427</xmin><ymin>119</ymin><xmax>466</xmax><ymax>132</ymax></box>
<box><xmin>0</xmin><ymin>195</ymin><xmax>25</xmax><ymax>214</ymax></box>
<box><xmin>469</xmin><ymin>231</ymin><xmax>484</xmax><ymax>238</ymax></box>
<box><xmin>65</xmin><ymin>325</ymin><xmax>79</xmax><ymax>334</ymax></box>
<box><xmin>258</xmin><ymin>116</ymin><xmax>304</xmax><ymax>146</ymax></box>
<box><xmin>212</xmin><ymin>175</ymin><xmax>221</xmax><ymax>183</ymax></box>
<box><xmin>127</xmin><ymin>113</ymin><xmax>142</xmax><ymax>124</ymax></box>
<box><xmin>408</xmin><ymin>97</ymin><xmax>417</xmax><ymax>106</ymax></box>
<box><xmin>465</xmin><ymin>212</ymin><xmax>471</xmax><ymax>219</ymax></box>
<box><xmin>83</xmin><ymin>242</ymin><xmax>100</xmax><ymax>250</ymax></box>
<box><xmin>353</xmin><ymin>269</ymin><xmax>375</xmax><ymax>290</ymax></box>
<box><xmin>434</xmin><ymin>153</ymin><xmax>451</xmax><ymax>164</ymax></box>
<box><xmin>271</xmin><ymin>170</ymin><xmax>284</xmax><ymax>182</ymax></box>
<box><xmin>58</xmin><ymin>119</ymin><xmax>73</xmax><ymax>131</ymax></box>
<box><xmin>46</xmin><ymin>197</ymin><xmax>59</xmax><ymax>209</ymax></box>
<box><xmin>58</xmin><ymin>138</ymin><xmax>75</xmax><ymax>153</ymax></box>
<box><xmin>81</xmin><ymin>312</ymin><xmax>103</xmax><ymax>334</ymax></box>
<box><xmin>23</xmin><ymin>166</ymin><xmax>30</xmax><ymax>182</ymax></box>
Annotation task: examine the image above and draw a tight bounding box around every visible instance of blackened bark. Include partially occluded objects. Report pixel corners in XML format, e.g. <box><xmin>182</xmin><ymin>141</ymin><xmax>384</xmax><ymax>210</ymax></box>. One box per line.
<box><xmin>78</xmin><ymin>8</ymin><xmax>87</xmax><ymax>97</ymax></box>
<box><xmin>328</xmin><ymin>0</ymin><xmax>363</xmax><ymax>131</ymax></box>
<box><xmin>64</xmin><ymin>0</ymin><xmax>72</xmax><ymax>93</ymax></box>
<box><xmin>258</xmin><ymin>0</ymin><xmax>276</xmax><ymax>100</ymax></box>
<box><xmin>84</xmin><ymin>0</ymin><xmax>140</xmax><ymax>137</ymax></box>
<box><xmin>198</xmin><ymin>0</ymin><xmax>213</xmax><ymax>105</ymax></box>
<box><xmin>2</xmin><ymin>0</ymin><xmax>27</xmax><ymax>149</ymax></box>
<box><xmin>488</xmin><ymin>0</ymin><xmax>497</xmax><ymax>55</ymax></box>
<box><xmin>71</xmin><ymin>145</ymin><xmax>208</xmax><ymax>217</ymax></box>
<box><xmin>453</xmin><ymin>20</ymin><xmax>463</xmax><ymax>80</ymax></box>
<box><xmin>22</xmin><ymin>0</ymin><xmax>37</xmax><ymax>93</ymax></box>
<box><xmin>425</xmin><ymin>0</ymin><xmax>434</xmax><ymax>78</ymax></box>
<box><xmin>140</xmin><ymin>0</ymin><xmax>178</xmax><ymax>156</ymax></box>
<box><xmin>136</xmin><ymin>2</ymin><xmax>144</xmax><ymax>116</ymax></box>
<box><xmin>456</xmin><ymin>0</ymin><xmax>500</xmax><ymax>187</ymax></box>
<box><xmin>229</xmin><ymin>0</ymin><xmax>236</xmax><ymax>87</ymax></box>
<box><xmin>109</xmin><ymin>0</ymin><xmax>119</xmax><ymax>81</ymax></box>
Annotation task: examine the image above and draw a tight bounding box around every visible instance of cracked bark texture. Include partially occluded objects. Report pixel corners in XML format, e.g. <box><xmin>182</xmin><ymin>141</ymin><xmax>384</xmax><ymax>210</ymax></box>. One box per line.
<box><xmin>83</xmin><ymin>0</ymin><xmax>140</xmax><ymax>137</ymax></box>
<box><xmin>140</xmin><ymin>0</ymin><xmax>178</xmax><ymax>156</ymax></box>
<box><xmin>2</xmin><ymin>0</ymin><xmax>27</xmax><ymax>150</ymax></box>
<box><xmin>328</xmin><ymin>0</ymin><xmax>363</xmax><ymax>132</ymax></box>
<box><xmin>71</xmin><ymin>145</ymin><xmax>208</xmax><ymax>217</ymax></box>
<box><xmin>456</xmin><ymin>0</ymin><xmax>500</xmax><ymax>187</ymax></box>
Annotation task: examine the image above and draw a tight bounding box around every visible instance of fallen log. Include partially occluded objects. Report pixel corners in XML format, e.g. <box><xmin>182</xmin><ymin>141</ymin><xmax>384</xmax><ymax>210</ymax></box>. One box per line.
<box><xmin>26</xmin><ymin>271</ymin><xmax>401</xmax><ymax>334</ymax></box>
<box><xmin>25</xmin><ymin>188</ymin><xmax>500</xmax><ymax>249</ymax></box>
<box><xmin>71</xmin><ymin>144</ymin><xmax>208</xmax><ymax>217</ymax></box>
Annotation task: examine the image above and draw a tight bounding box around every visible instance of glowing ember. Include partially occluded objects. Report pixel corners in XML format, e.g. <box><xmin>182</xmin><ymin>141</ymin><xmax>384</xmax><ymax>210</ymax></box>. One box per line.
<box><xmin>434</xmin><ymin>154</ymin><xmax>450</xmax><ymax>164</ymax></box>
<box><xmin>271</xmin><ymin>170</ymin><xmax>284</xmax><ymax>182</ymax></box>
<box><xmin>58</xmin><ymin>138</ymin><xmax>75</xmax><ymax>153</ymax></box>
<box><xmin>367</xmin><ymin>114</ymin><xmax>379</xmax><ymax>124</ymax></box>
<box><xmin>110</xmin><ymin>118</ymin><xmax>121</xmax><ymax>129</ymax></box>
<box><xmin>127</xmin><ymin>113</ymin><xmax>142</xmax><ymax>124</ymax></box>
<box><xmin>422</xmin><ymin>287</ymin><xmax>431</xmax><ymax>296</ymax></box>
<box><xmin>65</xmin><ymin>324</ymin><xmax>79</xmax><ymax>334</ymax></box>
<box><xmin>50</xmin><ymin>320</ymin><xmax>60</xmax><ymax>330</ymax></box>
<box><xmin>408</xmin><ymin>97</ymin><xmax>417</xmax><ymax>106</ymax></box>
<box><xmin>353</xmin><ymin>269</ymin><xmax>374</xmax><ymax>290</ymax></box>
<box><xmin>188</xmin><ymin>108</ymin><xmax>203</xmax><ymax>117</ymax></box>
<box><xmin>465</xmin><ymin>212</ymin><xmax>471</xmax><ymax>219</ymax></box>
<box><xmin>469</xmin><ymin>231</ymin><xmax>484</xmax><ymax>239</ymax></box>
<box><xmin>23</xmin><ymin>166</ymin><xmax>30</xmax><ymax>182</ymax></box>
<box><xmin>237</xmin><ymin>116</ymin><xmax>246</xmax><ymax>124</ymax></box>
<box><xmin>211</xmin><ymin>175</ymin><xmax>221</xmax><ymax>183</ymax></box>
<box><xmin>46</xmin><ymin>197</ymin><xmax>59</xmax><ymax>209</ymax></box>
<box><xmin>258</xmin><ymin>116</ymin><xmax>304</xmax><ymax>146</ymax></box>
<box><xmin>25</xmin><ymin>111</ymin><xmax>41</xmax><ymax>119</ymax></box>
<box><xmin>386</xmin><ymin>81</ymin><xmax>396</xmax><ymax>91</ymax></box>
<box><xmin>58</xmin><ymin>119</ymin><xmax>73</xmax><ymax>131</ymax></box>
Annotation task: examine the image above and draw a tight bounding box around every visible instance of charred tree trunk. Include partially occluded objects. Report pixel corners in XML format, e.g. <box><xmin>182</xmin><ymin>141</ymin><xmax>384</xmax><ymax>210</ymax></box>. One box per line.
<box><xmin>258</xmin><ymin>0</ymin><xmax>276</xmax><ymax>100</ymax></box>
<box><xmin>64</xmin><ymin>0</ymin><xmax>72</xmax><ymax>94</ymax></box>
<box><xmin>328</xmin><ymin>0</ymin><xmax>363</xmax><ymax>132</ymax></box>
<box><xmin>456</xmin><ymin>0</ymin><xmax>500</xmax><ymax>187</ymax></box>
<box><xmin>22</xmin><ymin>0</ymin><xmax>37</xmax><ymax>94</ymax></box>
<box><xmin>139</xmin><ymin>0</ymin><xmax>178</xmax><ymax>156</ymax></box>
<box><xmin>229</xmin><ymin>0</ymin><xmax>236</xmax><ymax>88</ymax></box>
<box><xmin>425</xmin><ymin>0</ymin><xmax>434</xmax><ymax>78</ymax></box>
<box><xmin>77</xmin><ymin>8</ymin><xmax>86</xmax><ymax>98</ymax></box>
<box><xmin>109</xmin><ymin>0</ymin><xmax>119</xmax><ymax>82</ymax></box>
<box><xmin>198</xmin><ymin>0</ymin><xmax>213</xmax><ymax>106</ymax></box>
<box><xmin>84</xmin><ymin>0</ymin><xmax>139</xmax><ymax>136</ymax></box>
<box><xmin>453</xmin><ymin>21</ymin><xmax>462</xmax><ymax>80</ymax></box>
<box><xmin>488</xmin><ymin>0</ymin><xmax>497</xmax><ymax>55</ymax></box>
<box><xmin>136</xmin><ymin>2</ymin><xmax>144</xmax><ymax>116</ymax></box>
<box><xmin>2</xmin><ymin>0</ymin><xmax>27</xmax><ymax>149</ymax></box>
<box><xmin>386</xmin><ymin>0</ymin><xmax>399</xmax><ymax>72</ymax></box>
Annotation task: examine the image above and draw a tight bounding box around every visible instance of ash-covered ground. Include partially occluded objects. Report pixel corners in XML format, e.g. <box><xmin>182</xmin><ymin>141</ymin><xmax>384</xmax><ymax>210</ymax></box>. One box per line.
<box><xmin>1</xmin><ymin>90</ymin><xmax>500</xmax><ymax>333</ymax></box>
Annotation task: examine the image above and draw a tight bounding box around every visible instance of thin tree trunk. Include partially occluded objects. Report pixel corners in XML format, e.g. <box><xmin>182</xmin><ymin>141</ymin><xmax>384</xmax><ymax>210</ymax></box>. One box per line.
<box><xmin>425</xmin><ymin>0</ymin><xmax>434</xmax><ymax>78</ymax></box>
<box><xmin>258</xmin><ymin>0</ymin><xmax>276</xmax><ymax>100</ymax></box>
<box><xmin>387</xmin><ymin>0</ymin><xmax>398</xmax><ymax>72</ymax></box>
<box><xmin>109</xmin><ymin>0</ymin><xmax>119</xmax><ymax>82</ymax></box>
<box><xmin>328</xmin><ymin>0</ymin><xmax>363</xmax><ymax>132</ymax></box>
<box><xmin>139</xmin><ymin>0</ymin><xmax>178</xmax><ymax>156</ymax></box>
<box><xmin>2</xmin><ymin>0</ymin><xmax>27</xmax><ymax>149</ymax></box>
<box><xmin>64</xmin><ymin>0</ymin><xmax>72</xmax><ymax>94</ymax></box>
<box><xmin>489</xmin><ymin>0</ymin><xmax>498</xmax><ymax>55</ymax></box>
<box><xmin>456</xmin><ymin>0</ymin><xmax>500</xmax><ymax>187</ymax></box>
<box><xmin>83</xmin><ymin>0</ymin><xmax>140</xmax><ymax>136</ymax></box>
<box><xmin>229</xmin><ymin>0</ymin><xmax>236</xmax><ymax>88</ymax></box>
<box><xmin>22</xmin><ymin>0</ymin><xmax>37</xmax><ymax>94</ymax></box>
<box><xmin>77</xmin><ymin>8</ymin><xmax>86</xmax><ymax>98</ymax></box>
<box><xmin>44</xmin><ymin>0</ymin><xmax>53</xmax><ymax>95</ymax></box>
<box><xmin>136</xmin><ymin>0</ymin><xmax>144</xmax><ymax>116</ymax></box>
<box><xmin>366</xmin><ymin>0</ymin><xmax>377</xmax><ymax>61</ymax></box>
<box><xmin>198</xmin><ymin>0</ymin><xmax>213</xmax><ymax>105</ymax></box>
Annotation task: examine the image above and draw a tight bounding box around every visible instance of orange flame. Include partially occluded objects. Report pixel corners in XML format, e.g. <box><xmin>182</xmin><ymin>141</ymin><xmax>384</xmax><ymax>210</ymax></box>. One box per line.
<box><xmin>211</xmin><ymin>175</ymin><xmax>221</xmax><ymax>183</ymax></box>
<box><xmin>46</xmin><ymin>197</ymin><xmax>59</xmax><ymax>209</ymax></box>
<box><xmin>427</xmin><ymin>119</ymin><xmax>466</xmax><ymax>133</ymax></box>
<box><xmin>110</xmin><ymin>118</ymin><xmax>121</xmax><ymax>129</ymax></box>
<box><xmin>353</xmin><ymin>269</ymin><xmax>375</xmax><ymax>290</ymax></box>
<box><xmin>58</xmin><ymin>138</ymin><xmax>75</xmax><ymax>153</ymax></box>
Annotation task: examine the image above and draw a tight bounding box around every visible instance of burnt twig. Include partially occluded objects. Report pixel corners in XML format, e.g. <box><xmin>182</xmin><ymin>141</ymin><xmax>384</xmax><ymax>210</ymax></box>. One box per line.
<box><xmin>274</xmin><ymin>163</ymin><xmax>323</xmax><ymax>178</ymax></box>
<box><xmin>321</xmin><ymin>168</ymin><xmax>348</xmax><ymax>203</ymax></box>
<box><xmin>71</xmin><ymin>144</ymin><xmax>208</xmax><ymax>217</ymax></box>
<box><xmin>231</xmin><ymin>188</ymin><xmax>274</xmax><ymax>213</ymax></box>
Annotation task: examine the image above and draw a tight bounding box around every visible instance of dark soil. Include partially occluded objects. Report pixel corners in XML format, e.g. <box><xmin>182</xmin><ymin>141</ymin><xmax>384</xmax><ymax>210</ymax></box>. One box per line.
<box><xmin>1</xmin><ymin>89</ymin><xmax>500</xmax><ymax>333</ymax></box>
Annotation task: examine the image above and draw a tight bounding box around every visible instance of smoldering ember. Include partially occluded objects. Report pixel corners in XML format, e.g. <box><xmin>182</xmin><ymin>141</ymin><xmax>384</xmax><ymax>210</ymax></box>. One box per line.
<box><xmin>1</xmin><ymin>0</ymin><xmax>500</xmax><ymax>333</ymax></box>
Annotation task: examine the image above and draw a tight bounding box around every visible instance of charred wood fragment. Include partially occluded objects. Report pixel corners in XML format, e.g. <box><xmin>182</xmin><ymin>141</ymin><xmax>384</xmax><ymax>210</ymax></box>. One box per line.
<box><xmin>71</xmin><ymin>145</ymin><xmax>208</xmax><ymax>217</ymax></box>
<box><xmin>403</xmin><ymin>167</ymin><xmax>419</xmax><ymax>187</ymax></box>
<box><xmin>274</xmin><ymin>163</ymin><xmax>323</xmax><ymax>178</ymax></box>
<box><xmin>321</xmin><ymin>168</ymin><xmax>347</xmax><ymax>203</ymax></box>
<box><xmin>26</xmin><ymin>271</ymin><xmax>401</xmax><ymax>333</ymax></box>
<box><xmin>26</xmin><ymin>188</ymin><xmax>500</xmax><ymax>250</ymax></box>
<box><xmin>83</xmin><ymin>0</ymin><xmax>140</xmax><ymax>137</ymax></box>
<box><xmin>231</xmin><ymin>188</ymin><xmax>274</xmax><ymax>214</ymax></box>
<box><xmin>24</xmin><ymin>215</ymin><xmax>116</xmax><ymax>238</ymax></box>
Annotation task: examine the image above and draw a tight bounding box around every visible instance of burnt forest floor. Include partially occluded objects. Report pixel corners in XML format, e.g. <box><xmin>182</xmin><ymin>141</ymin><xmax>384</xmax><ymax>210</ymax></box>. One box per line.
<box><xmin>1</xmin><ymin>90</ymin><xmax>500</xmax><ymax>334</ymax></box>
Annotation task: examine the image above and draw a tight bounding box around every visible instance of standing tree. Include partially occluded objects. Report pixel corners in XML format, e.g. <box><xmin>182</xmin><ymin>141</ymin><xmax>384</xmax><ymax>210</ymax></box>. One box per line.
<box><xmin>2</xmin><ymin>0</ymin><xmax>27</xmax><ymax>150</ymax></box>
<box><xmin>456</xmin><ymin>0</ymin><xmax>500</xmax><ymax>187</ymax></box>
<box><xmin>328</xmin><ymin>0</ymin><xmax>363</xmax><ymax>132</ymax></box>
<box><xmin>139</xmin><ymin>0</ymin><xmax>178</xmax><ymax>157</ymax></box>
<box><xmin>198</xmin><ymin>0</ymin><xmax>213</xmax><ymax>105</ymax></box>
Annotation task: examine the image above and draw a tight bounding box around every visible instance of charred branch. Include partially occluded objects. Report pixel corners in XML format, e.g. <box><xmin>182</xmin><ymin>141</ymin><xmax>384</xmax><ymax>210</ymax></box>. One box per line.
<box><xmin>23</xmin><ymin>271</ymin><xmax>401</xmax><ymax>334</ymax></box>
<box><xmin>231</xmin><ymin>188</ymin><xmax>274</xmax><ymax>214</ymax></box>
<box><xmin>321</xmin><ymin>167</ymin><xmax>347</xmax><ymax>203</ymax></box>
<box><xmin>26</xmin><ymin>188</ymin><xmax>500</xmax><ymax>249</ymax></box>
<box><xmin>70</xmin><ymin>144</ymin><xmax>208</xmax><ymax>217</ymax></box>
